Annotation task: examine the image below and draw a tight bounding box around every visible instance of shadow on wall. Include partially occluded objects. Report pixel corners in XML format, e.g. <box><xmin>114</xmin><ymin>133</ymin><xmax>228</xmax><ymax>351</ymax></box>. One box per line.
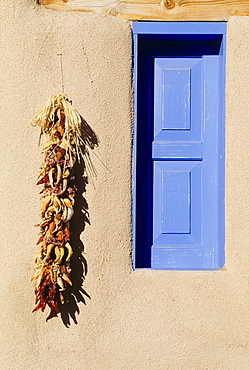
<box><xmin>58</xmin><ymin>163</ymin><xmax>90</xmax><ymax>326</ymax></box>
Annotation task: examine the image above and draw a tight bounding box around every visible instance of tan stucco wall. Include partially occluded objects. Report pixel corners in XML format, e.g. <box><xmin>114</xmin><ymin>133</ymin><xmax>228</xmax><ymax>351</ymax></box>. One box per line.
<box><xmin>1</xmin><ymin>1</ymin><xmax>249</xmax><ymax>369</ymax></box>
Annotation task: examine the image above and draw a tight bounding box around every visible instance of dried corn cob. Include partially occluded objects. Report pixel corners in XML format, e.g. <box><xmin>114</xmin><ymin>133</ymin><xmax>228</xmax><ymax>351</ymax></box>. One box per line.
<box><xmin>31</xmin><ymin>94</ymin><xmax>98</xmax><ymax>318</ymax></box>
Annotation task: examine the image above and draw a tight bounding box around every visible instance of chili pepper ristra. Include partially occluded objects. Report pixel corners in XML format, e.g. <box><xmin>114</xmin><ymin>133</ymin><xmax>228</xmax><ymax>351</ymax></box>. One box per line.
<box><xmin>31</xmin><ymin>94</ymin><xmax>98</xmax><ymax>318</ymax></box>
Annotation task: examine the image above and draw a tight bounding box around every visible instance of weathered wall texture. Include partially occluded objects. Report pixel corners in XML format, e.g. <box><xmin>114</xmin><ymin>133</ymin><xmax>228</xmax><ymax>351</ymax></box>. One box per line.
<box><xmin>0</xmin><ymin>1</ymin><xmax>249</xmax><ymax>369</ymax></box>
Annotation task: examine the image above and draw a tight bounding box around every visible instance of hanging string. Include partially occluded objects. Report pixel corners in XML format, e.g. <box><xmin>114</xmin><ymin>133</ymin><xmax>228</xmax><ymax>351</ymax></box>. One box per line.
<box><xmin>57</xmin><ymin>53</ymin><xmax>65</xmax><ymax>94</ymax></box>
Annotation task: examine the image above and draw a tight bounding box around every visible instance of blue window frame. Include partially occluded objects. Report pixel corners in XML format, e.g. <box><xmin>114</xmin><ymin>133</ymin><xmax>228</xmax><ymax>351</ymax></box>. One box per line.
<box><xmin>132</xmin><ymin>22</ymin><xmax>226</xmax><ymax>270</ymax></box>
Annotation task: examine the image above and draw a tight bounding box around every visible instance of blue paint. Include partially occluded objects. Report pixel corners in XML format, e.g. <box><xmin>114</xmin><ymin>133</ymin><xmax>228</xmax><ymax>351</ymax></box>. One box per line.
<box><xmin>156</xmin><ymin>66</ymin><xmax>191</xmax><ymax>130</ymax></box>
<box><xmin>133</xmin><ymin>22</ymin><xmax>226</xmax><ymax>270</ymax></box>
<box><xmin>156</xmin><ymin>165</ymin><xmax>191</xmax><ymax>234</ymax></box>
<box><xmin>154</xmin><ymin>58</ymin><xmax>202</xmax><ymax>144</ymax></box>
<box><xmin>153</xmin><ymin>161</ymin><xmax>201</xmax><ymax>246</ymax></box>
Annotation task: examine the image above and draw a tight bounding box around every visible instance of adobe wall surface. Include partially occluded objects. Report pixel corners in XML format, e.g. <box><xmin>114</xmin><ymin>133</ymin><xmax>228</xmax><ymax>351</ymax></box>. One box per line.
<box><xmin>0</xmin><ymin>1</ymin><xmax>248</xmax><ymax>369</ymax></box>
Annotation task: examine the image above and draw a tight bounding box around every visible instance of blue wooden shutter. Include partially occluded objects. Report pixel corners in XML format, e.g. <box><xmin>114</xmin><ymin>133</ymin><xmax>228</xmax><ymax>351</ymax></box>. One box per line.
<box><xmin>151</xmin><ymin>55</ymin><xmax>224</xmax><ymax>270</ymax></box>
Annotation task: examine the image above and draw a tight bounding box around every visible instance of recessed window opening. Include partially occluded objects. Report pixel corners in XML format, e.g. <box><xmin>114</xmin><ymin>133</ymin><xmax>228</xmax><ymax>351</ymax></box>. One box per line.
<box><xmin>133</xmin><ymin>22</ymin><xmax>226</xmax><ymax>270</ymax></box>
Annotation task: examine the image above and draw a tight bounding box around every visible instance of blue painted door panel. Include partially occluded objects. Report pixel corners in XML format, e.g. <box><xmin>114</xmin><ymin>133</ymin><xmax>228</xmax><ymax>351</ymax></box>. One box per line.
<box><xmin>151</xmin><ymin>55</ymin><xmax>223</xmax><ymax>270</ymax></box>
<box><xmin>153</xmin><ymin>161</ymin><xmax>201</xmax><ymax>245</ymax></box>
<box><xmin>153</xmin><ymin>58</ymin><xmax>202</xmax><ymax>161</ymax></box>
<box><xmin>154</xmin><ymin>58</ymin><xmax>202</xmax><ymax>142</ymax></box>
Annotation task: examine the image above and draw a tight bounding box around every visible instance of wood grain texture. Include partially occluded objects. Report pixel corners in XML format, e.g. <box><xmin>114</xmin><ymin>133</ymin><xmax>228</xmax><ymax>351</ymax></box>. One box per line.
<box><xmin>39</xmin><ymin>0</ymin><xmax>249</xmax><ymax>20</ymax></box>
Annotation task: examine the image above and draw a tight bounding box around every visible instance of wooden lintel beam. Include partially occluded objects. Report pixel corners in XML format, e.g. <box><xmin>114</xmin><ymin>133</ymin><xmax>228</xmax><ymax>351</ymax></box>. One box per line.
<box><xmin>39</xmin><ymin>0</ymin><xmax>249</xmax><ymax>21</ymax></box>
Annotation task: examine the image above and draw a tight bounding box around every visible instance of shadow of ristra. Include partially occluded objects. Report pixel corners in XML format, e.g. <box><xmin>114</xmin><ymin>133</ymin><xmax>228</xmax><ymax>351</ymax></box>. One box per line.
<box><xmin>46</xmin><ymin>117</ymin><xmax>99</xmax><ymax>327</ymax></box>
<box><xmin>59</xmin><ymin>164</ymin><xmax>90</xmax><ymax>327</ymax></box>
